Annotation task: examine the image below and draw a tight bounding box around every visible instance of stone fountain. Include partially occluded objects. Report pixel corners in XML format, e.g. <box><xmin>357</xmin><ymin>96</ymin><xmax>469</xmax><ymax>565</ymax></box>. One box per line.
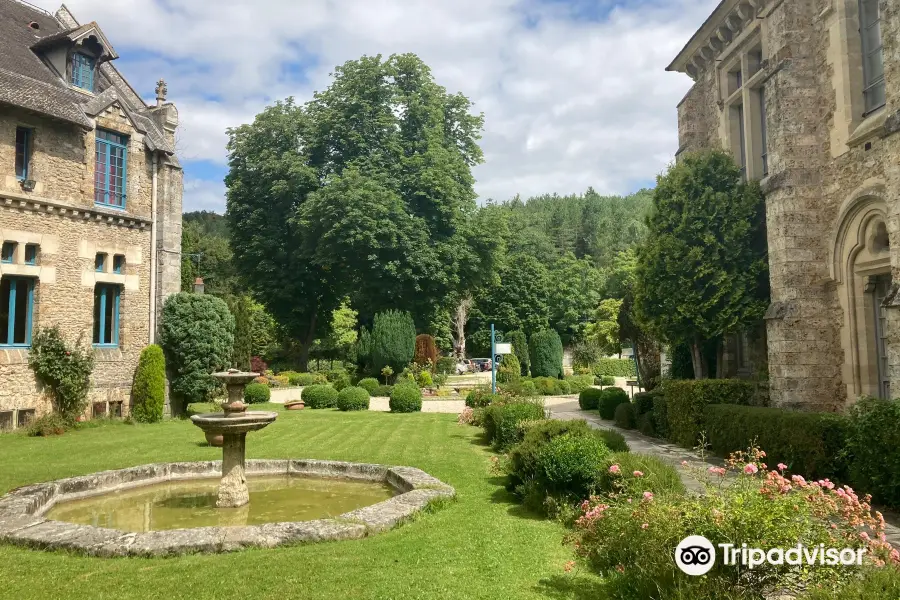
<box><xmin>190</xmin><ymin>369</ymin><xmax>277</xmax><ymax>508</ymax></box>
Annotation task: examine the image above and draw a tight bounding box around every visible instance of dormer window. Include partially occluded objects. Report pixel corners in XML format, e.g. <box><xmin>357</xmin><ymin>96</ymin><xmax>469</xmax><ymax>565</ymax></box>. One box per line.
<box><xmin>71</xmin><ymin>52</ymin><xmax>95</xmax><ymax>91</ymax></box>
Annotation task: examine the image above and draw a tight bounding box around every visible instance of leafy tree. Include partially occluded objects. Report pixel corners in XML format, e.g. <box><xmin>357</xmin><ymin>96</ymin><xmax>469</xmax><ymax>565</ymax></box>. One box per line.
<box><xmin>132</xmin><ymin>345</ymin><xmax>166</xmax><ymax>423</ymax></box>
<box><xmin>472</xmin><ymin>254</ymin><xmax>550</xmax><ymax>335</ymax></box>
<box><xmin>180</xmin><ymin>217</ymin><xmax>237</xmax><ymax>296</ymax></box>
<box><xmin>507</xmin><ymin>330</ymin><xmax>530</xmax><ymax>376</ymax></box>
<box><xmin>160</xmin><ymin>293</ymin><xmax>235</xmax><ymax>413</ymax></box>
<box><xmin>371</xmin><ymin>310</ymin><xmax>416</xmax><ymax>374</ymax></box>
<box><xmin>529</xmin><ymin>330</ymin><xmax>564</xmax><ymax>378</ymax></box>
<box><xmin>634</xmin><ymin>150</ymin><xmax>768</xmax><ymax>379</ymax></box>
<box><xmin>248</xmin><ymin>300</ymin><xmax>277</xmax><ymax>358</ymax></box>
<box><xmin>312</xmin><ymin>299</ymin><xmax>359</xmax><ymax>365</ymax></box>
<box><xmin>227</xmin><ymin>294</ymin><xmax>253</xmax><ymax>371</ymax></box>
<box><xmin>585</xmin><ymin>299</ymin><xmax>623</xmax><ymax>356</ymax></box>
<box><xmin>549</xmin><ymin>253</ymin><xmax>605</xmax><ymax>343</ymax></box>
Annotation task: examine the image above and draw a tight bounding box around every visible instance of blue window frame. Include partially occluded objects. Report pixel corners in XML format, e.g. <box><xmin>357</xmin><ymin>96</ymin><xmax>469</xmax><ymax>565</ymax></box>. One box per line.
<box><xmin>93</xmin><ymin>284</ymin><xmax>120</xmax><ymax>347</ymax></box>
<box><xmin>94</xmin><ymin>130</ymin><xmax>127</xmax><ymax>208</ymax></box>
<box><xmin>24</xmin><ymin>245</ymin><xmax>37</xmax><ymax>266</ymax></box>
<box><xmin>113</xmin><ymin>255</ymin><xmax>125</xmax><ymax>274</ymax></box>
<box><xmin>95</xmin><ymin>253</ymin><xmax>106</xmax><ymax>272</ymax></box>
<box><xmin>1</xmin><ymin>242</ymin><xmax>15</xmax><ymax>264</ymax></box>
<box><xmin>15</xmin><ymin>127</ymin><xmax>31</xmax><ymax>181</ymax></box>
<box><xmin>0</xmin><ymin>277</ymin><xmax>35</xmax><ymax>348</ymax></box>
<box><xmin>71</xmin><ymin>52</ymin><xmax>95</xmax><ymax>91</ymax></box>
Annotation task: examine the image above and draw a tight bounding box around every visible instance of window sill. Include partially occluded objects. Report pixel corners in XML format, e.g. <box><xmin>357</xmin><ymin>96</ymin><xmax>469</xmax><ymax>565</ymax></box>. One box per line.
<box><xmin>94</xmin><ymin>202</ymin><xmax>127</xmax><ymax>212</ymax></box>
<box><xmin>847</xmin><ymin>107</ymin><xmax>888</xmax><ymax>149</ymax></box>
<box><xmin>0</xmin><ymin>347</ymin><xmax>30</xmax><ymax>365</ymax></box>
<box><xmin>93</xmin><ymin>346</ymin><xmax>123</xmax><ymax>361</ymax></box>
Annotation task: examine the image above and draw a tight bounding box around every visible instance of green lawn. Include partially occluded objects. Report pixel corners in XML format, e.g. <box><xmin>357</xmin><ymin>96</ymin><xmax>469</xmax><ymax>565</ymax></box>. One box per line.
<box><xmin>0</xmin><ymin>406</ymin><xmax>600</xmax><ymax>600</ymax></box>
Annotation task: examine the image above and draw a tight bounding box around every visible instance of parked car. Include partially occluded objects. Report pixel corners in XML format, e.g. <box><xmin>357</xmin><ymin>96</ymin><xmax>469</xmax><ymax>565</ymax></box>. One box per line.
<box><xmin>471</xmin><ymin>358</ymin><xmax>492</xmax><ymax>372</ymax></box>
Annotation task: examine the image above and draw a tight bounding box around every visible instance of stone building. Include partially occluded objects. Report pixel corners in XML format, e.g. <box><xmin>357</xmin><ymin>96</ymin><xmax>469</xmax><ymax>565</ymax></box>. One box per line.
<box><xmin>668</xmin><ymin>0</ymin><xmax>899</xmax><ymax>410</ymax></box>
<box><xmin>0</xmin><ymin>0</ymin><xmax>182</xmax><ymax>428</ymax></box>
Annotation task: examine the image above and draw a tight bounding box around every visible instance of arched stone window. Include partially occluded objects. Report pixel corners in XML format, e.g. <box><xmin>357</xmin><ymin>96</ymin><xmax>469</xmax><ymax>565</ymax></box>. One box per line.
<box><xmin>831</xmin><ymin>189</ymin><xmax>892</xmax><ymax>400</ymax></box>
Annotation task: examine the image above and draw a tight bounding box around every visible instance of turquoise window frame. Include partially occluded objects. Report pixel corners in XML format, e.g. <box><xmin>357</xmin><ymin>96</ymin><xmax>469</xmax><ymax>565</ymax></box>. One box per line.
<box><xmin>94</xmin><ymin>130</ymin><xmax>127</xmax><ymax>209</ymax></box>
<box><xmin>71</xmin><ymin>52</ymin><xmax>95</xmax><ymax>91</ymax></box>
<box><xmin>113</xmin><ymin>255</ymin><xmax>124</xmax><ymax>274</ymax></box>
<box><xmin>95</xmin><ymin>253</ymin><xmax>106</xmax><ymax>272</ymax></box>
<box><xmin>24</xmin><ymin>245</ymin><xmax>37</xmax><ymax>266</ymax></box>
<box><xmin>93</xmin><ymin>284</ymin><xmax>120</xmax><ymax>348</ymax></box>
<box><xmin>1</xmin><ymin>242</ymin><xmax>15</xmax><ymax>264</ymax></box>
<box><xmin>15</xmin><ymin>127</ymin><xmax>31</xmax><ymax>181</ymax></box>
<box><xmin>0</xmin><ymin>277</ymin><xmax>35</xmax><ymax>348</ymax></box>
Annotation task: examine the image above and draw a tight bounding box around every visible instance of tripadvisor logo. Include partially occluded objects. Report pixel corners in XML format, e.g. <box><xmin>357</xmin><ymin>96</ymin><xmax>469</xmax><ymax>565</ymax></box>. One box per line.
<box><xmin>674</xmin><ymin>536</ymin><xmax>867</xmax><ymax>576</ymax></box>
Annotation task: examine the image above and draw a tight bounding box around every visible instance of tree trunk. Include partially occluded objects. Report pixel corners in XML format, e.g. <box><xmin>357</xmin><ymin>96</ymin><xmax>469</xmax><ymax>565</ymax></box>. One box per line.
<box><xmin>450</xmin><ymin>296</ymin><xmax>473</xmax><ymax>359</ymax></box>
<box><xmin>690</xmin><ymin>336</ymin><xmax>709</xmax><ymax>379</ymax></box>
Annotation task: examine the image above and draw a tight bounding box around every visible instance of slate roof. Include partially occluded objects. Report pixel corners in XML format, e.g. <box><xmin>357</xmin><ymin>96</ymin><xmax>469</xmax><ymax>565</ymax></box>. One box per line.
<box><xmin>0</xmin><ymin>0</ymin><xmax>174</xmax><ymax>154</ymax></box>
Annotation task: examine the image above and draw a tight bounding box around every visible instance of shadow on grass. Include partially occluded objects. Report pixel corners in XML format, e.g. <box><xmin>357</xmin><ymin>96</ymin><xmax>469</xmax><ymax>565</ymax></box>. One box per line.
<box><xmin>488</xmin><ymin>476</ymin><xmax>548</xmax><ymax>521</ymax></box>
<box><xmin>535</xmin><ymin>574</ymin><xmax>609</xmax><ymax>600</ymax></box>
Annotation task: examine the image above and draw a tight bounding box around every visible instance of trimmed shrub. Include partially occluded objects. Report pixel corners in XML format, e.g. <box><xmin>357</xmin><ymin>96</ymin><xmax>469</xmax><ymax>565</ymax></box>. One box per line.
<box><xmin>290</xmin><ymin>372</ymin><xmax>314</xmax><ymax>387</ymax></box>
<box><xmin>704</xmin><ymin>404</ymin><xmax>851</xmax><ymax>481</ymax></box>
<box><xmin>613</xmin><ymin>402</ymin><xmax>636</xmax><ymax>429</ymax></box>
<box><xmin>533</xmin><ymin>376</ymin><xmax>560</xmax><ymax>396</ymax></box>
<box><xmin>847</xmin><ymin>398</ymin><xmax>900</xmax><ymax>507</ymax></box>
<box><xmin>466</xmin><ymin>389</ymin><xmax>498</xmax><ymax>408</ymax></box>
<box><xmin>436</xmin><ymin>356</ymin><xmax>456</xmax><ymax>375</ymax></box>
<box><xmin>598</xmin><ymin>387</ymin><xmax>630</xmax><ymax>420</ymax></box>
<box><xmin>497</xmin><ymin>353</ymin><xmax>521</xmax><ymax>384</ymax></box>
<box><xmin>371</xmin><ymin>310</ymin><xmax>416</xmax><ymax>373</ymax></box>
<box><xmin>637</xmin><ymin>413</ymin><xmax>656</xmax><ymax>437</ymax></box>
<box><xmin>132</xmin><ymin>345</ymin><xmax>166</xmax><ymax>424</ymax></box>
<box><xmin>244</xmin><ymin>382</ymin><xmax>271</xmax><ymax>404</ymax></box>
<box><xmin>389</xmin><ymin>382</ymin><xmax>422</xmax><ymax>413</ymax></box>
<box><xmin>529</xmin><ymin>330</ymin><xmax>563</xmax><ymax>378</ymax></box>
<box><xmin>662</xmin><ymin>379</ymin><xmax>756</xmax><ymax>447</ymax></box>
<box><xmin>632</xmin><ymin>390</ymin><xmax>658</xmax><ymax>417</ymax></box>
<box><xmin>529</xmin><ymin>433</ymin><xmax>610</xmax><ymax>504</ymax></box>
<box><xmin>652</xmin><ymin>394</ymin><xmax>669</xmax><ymax>439</ymax></box>
<box><xmin>414</xmin><ymin>334</ymin><xmax>438</xmax><ymax>368</ymax></box>
<box><xmin>337</xmin><ymin>386</ymin><xmax>370</xmax><ymax>411</ymax></box>
<box><xmin>592</xmin><ymin>358</ymin><xmax>636</xmax><ymax>378</ymax></box>
<box><xmin>28</xmin><ymin>326</ymin><xmax>94</xmax><ymax>423</ymax></box>
<box><xmin>578</xmin><ymin>388</ymin><xmax>603</xmax><ymax>411</ymax></box>
<box><xmin>599</xmin><ymin>375</ymin><xmax>615</xmax><ymax>386</ymax></box>
<box><xmin>302</xmin><ymin>384</ymin><xmax>338</xmax><ymax>409</ymax></box>
<box><xmin>417</xmin><ymin>370</ymin><xmax>433</xmax><ymax>388</ymax></box>
<box><xmin>326</xmin><ymin>370</ymin><xmax>351</xmax><ymax>392</ymax></box>
<box><xmin>507</xmin><ymin>330</ymin><xmax>530</xmax><ymax>376</ymax></box>
<box><xmin>483</xmin><ymin>400</ymin><xmax>546</xmax><ymax>451</ymax></box>
<box><xmin>160</xmin><ymin>293</ymin><xmax>235</xmax><ymax>411</ymax></box>
<box><xmin>596</xmin><ymin>429</ymin><xmax>630</xmax><ymax>453</ymax></box>
<box><xmin>598</xmin><ymin>452</ymin><xmax>685</xmax><ymax>497</ymax></box>
<box><xmin>502</xmin><ymin>379</ymin><xmax>538</xmax><ymax>397</ymax></box>
<box><xmin>357</xmin><ymin>377</ymin><xmax>380</xmax><ymax>395</ymax></box>
<box><xmin>373</xmin><ymin>384</ymin><xmax>393</xmax><ymax>397</ymax></box>
<box><xmin>556</xmin><ymin>380</ymin><xmax>572</xmax><ymax>395</ymax></box>
<box><xmin>565</xmin><ymin>374</ymin><xmax>594</xmax><ymax>394</ymax></box>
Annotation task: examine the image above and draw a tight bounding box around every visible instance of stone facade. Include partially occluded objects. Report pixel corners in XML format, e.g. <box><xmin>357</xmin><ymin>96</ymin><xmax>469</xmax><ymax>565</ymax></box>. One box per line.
<box><xmin>669</xmin><ymin>0</ymin><xmax>900</xmax><ymax>410</ymax></box>
<box><xmin>0</xmin><ymin>2</ymin><xmax>182</xmax><ymax>427</ymax></box>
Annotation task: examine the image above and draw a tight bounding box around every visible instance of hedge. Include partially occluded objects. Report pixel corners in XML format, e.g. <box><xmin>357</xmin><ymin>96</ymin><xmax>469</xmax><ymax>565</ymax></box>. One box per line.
<box><xmin>704</xmin><ymin>404</ymin><xmax>851</xmax><ymax>481</ymax></box>
<box><xmin>337</xmin><ymin>386</ymin><xmax>370</xmax><ymax>411</ymax></box>
<box><xmin>652</xmin><ymin>394</ymin><xmax>669</xmax><ymax>439</ymax></box>
<box><xmin>637</xmin><ymin>413</ymin><xmax>656</xmax><ymax>437</ymax></box>
<box><xmin>507</xmin><ymin>330</ymin><xmax>530</xmax><ymax>376</ymax></box>
<box><xmin>847</xmin><ymin>398</ymin><xmax>900</xmax><ymax>508</ymax></box>
<box><xmin>244</xmin><ymin>382</ymin><xmax>271</xmax><ymax>404</ymax></box>
<box><xmin>598</xmin><ymin>387</ymin><xmax>630</xmax><ymax>420</ymax></box>
<box><xmin>565</xmin><ymin>374</ymin><xmax>594</xmax><ymax>394</ymax></box>
<box><xmin>613</xmin><ymin>402</ymin><xmax>636</xmax><ymax>429</ymax></box>
<box><xmin>302</xmin><ymin>384</ymin><xmax>338</xmax><ymax>409</ymax></box>
<box><xmin>632</xmin><ymin>390</ymin><xmax>658</xmax><ymax>417</ymax></box>
<box><xmin>389</xmin><ymin>382</ymin><xmax>422</xmax><ymax>413</ymax></box>
<box><xmin>662</xmin><ymin>379</ymin><xmax>756</xmax><ymax>447</ymax></box>
<box><xmin>592</xmin><ymin>358</ymin><xmax>636</xmax><ymax>378</ymax></box>
<box><xmin>357</xmin><ymin>377</ymin><xmax>380</xmax><ymax>395</ymax></box>
<box><xmin>132</xmin><ymin>345</ymin><xmax>166</xmax><ymax>423</ymax></box>
<box><xmin>483</xmin><ymin>400</ymin><xmax>546</xmax><ymax>451</ymax></box>
<box><xmin>578</xmin><ymin>388</ymin><xmax>603</xmax><ymax>411</ymax></box>
<box><xmin>529</xmin><ymin>330</ymin><xmax>563</xmax><ymax>378</ymax></box>
<box><xmin>466</xmin><ymin>389</ymin><xmax>499</xmax><ymax>408</ymax></box>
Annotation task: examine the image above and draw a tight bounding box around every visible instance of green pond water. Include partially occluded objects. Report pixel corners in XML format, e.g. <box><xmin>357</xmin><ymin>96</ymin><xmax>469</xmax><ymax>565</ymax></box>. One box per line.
<box><xmin>46</xmin><ymin>475</ymin><xmax>395</xmax><ymax>532</ymax></box>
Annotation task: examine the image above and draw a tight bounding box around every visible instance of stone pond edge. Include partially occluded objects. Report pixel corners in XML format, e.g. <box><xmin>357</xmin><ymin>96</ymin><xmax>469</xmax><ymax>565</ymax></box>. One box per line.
<box><xmin>0</xmin><ymin>459</ymin><xmax>456</xmax><ymax>557</ymax></box>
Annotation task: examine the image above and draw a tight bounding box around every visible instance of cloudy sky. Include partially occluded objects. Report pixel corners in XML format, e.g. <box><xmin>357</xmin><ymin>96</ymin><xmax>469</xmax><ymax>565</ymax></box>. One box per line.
<box><xmin>32</xmin><ymin>0</ymin><xmax>718</xmax><ymax>213</ymax></box>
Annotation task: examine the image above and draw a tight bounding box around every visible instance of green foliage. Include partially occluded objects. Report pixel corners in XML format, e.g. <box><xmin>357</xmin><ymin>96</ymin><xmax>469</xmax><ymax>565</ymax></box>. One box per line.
<box><xmin>389</xmin><ymin>382</ymin><xmax>422</xmax><ymax>413</ymax></box>
<box><xmin>373</xmin><ymin>384</ymin><xmax>393</xmax><ymax>397</ymax></box>
<box><xmin>592</xmin><ymin>358</ymin><xmax>636</xmax><ymax>378</ymax></box>
<box><xmin>613</xmin><ymin>402</ymin><xmax>636</xmax><ymax>430</ymax></box>
<box><xmin>160</xmin><ymin>293</ymin><xmax>235</xmax><ymax>411</ymax></box>
<box><xmin>800</xmin><ymin>566</ymin><xmax>900</xmax><ymax>599</ymax></box>
<box><xmin>662</xmin><ymin>379</ymin><xmax>756</xmax><ymax>447</ymax></box>
<box><xmin>472</xmin><ymin>254</ymin><xmax>551</xmax><ymax>335</ymax></box>
<box><xmin>598</xmin><ymin>388</ymin><xmax>630</xmax><ymax>420</ymax></box>
<box><xmin>357</xmin><ymin>377</ymin><xmax>380</xmax><ymax>395</ymax></box>
<box><xmin>417</xmin><ymin>370</ymin><xmax>433</xmax><ymax>388</ymax></box>
<box><xmin>414</xmin><ymin>334</ymin><xmax>438</xmax><ymax>368</ymax></box>
<box><xmin>180</xmin><ymin>215</ymin><xmax>238</xmax><ymax>296</ymax></box>
<box><xmin>312</xmin><ymin>300</ymin><xmax>359</xmax><ymax>364</ymax></box>
<box><xmin>289</xmin><ymin>373</ymin><xmax>316</xmax><ymax>386</ymax></box>
<box><xmin>302</xmin><ymin>384</ymin><xmax>338</xmax><ymax>409</ymax></box>
<box><xmin>132</xmin><ymin>345</ymin><xmax>166</xmax><ymax>424</ymax></box>
<box><xmin>652</xmin><ymin>394</ymin><xmax>669</xmax><ymax>439</ymax></box>
<box><xmin>371</xmin><ymin>310</ymin><xmax>416</xmax><ymax>374</ymax></box>
<box><xmin>668</xmin><ymin>342</ymin><xmax>694</xmax><ymax>379</ymax></box>
<box><xmin>564</xmin><ymin>374</ymin><xmax>594</xmax><ymax>394</ymax></box>
<box><xmin>244</xmin><ymin>382</ymin><xmax>271</xmax><ymax>404</ymax></box>
<box><xmin>547</xmin><ymin>253</ymin><xmax>606</xmax><ymax>342</ymax></box>
<box><xmin>634</xmin><ymin>150</ymin><xmax>769</xmax><ymax>378</ymax></box>
<box><xmin>28</xmin><ymin>326</ymin><xmax>94</xmax><ymax>423</ymax></box>
<box><xmin>595</xmin><ymin>429</ymin><xmax>630</xmax><ymax>453</ymax></box>
<box><xmin>497</xmin><ymin>353</ymin><xmax>521</xmax><ymax>384</ymax></box>
<box><xmin>465</xmin><ymin>388</ymin><xmax>501</xmax><ymax>408</ymax></box>
<box><xmin>326</xmin><ymin>370</ymin><xmax>351</xmax><ymax>392</ymax></box>
<box><xmin>584</xmin><ymin>298</ymin><xmax>623</xmax><ymax>356</ymax></box>
<box><xmin>483</xmin><ymin>399</ymin><xmax>546</xmax><ymax>451</ymax></box>
<box><xmin>599</xmin><ymin>375</ymin><xmax>616</xmax><ymax>386</ymax></box>
<box><xmin>26</xmin><ymin>413</ymin><xmax>69</xmax><ymax>437</ymax></box>
<box><xmin>337</xmin><ymin>386</ymin><xmax>370</xmax><ymax>412</ymax></box>
<box><xmin>506</xmin><ymin>330</ymin><xmax>530</xmax><ymax>376</ymax></box>
<box><xmin>356</xmin><ymin>327</ymin><xmax>373</xmax><ymax>376</ymax></box>
<box><xmin>528</xmin><ymin>330</ymin><xmax>563</xmax><ymax>378</ymax></box>
<box><xmin>578</xmin><ymin>388</ymin><xmax>603</xmax><ymax>411</ymax></box>
<box><xmin>637</xmin><ymin>413</ymin><xmax>656</xmax><ymax>437</ymax></box>
<box><xmin>598</xmin><ymin>452</ymin><xmax>685</xmax><ymax>497</ymax></box>
<box><xmin>500</xmin><ymin>378</ymin><xmax>538</xmax><ymax>398</ymax></box>
<box><xmin>435</xmin><ymin>356</ymin><xmax>456</xmax><ymax>375</ymax></box>
<box><xmin>704</xmin><ymin>404</ymin><xmax>851</xmax><ymax>482</ymax></box>
<box><xmin>226</xmin><ymin>294</ymin><xmax>253</xmax><ymax>371</ymax></box>
<box><xmin>532</xmin><ymin>376</ymin><xmax>566</xmax><ymax>396</ymax></box>
<box><xmin>847</xmin><ymin>398</ymin><xmax>900</xmax><ymax>507</ymax></box>
<box><xmin>632</xmin><ymin>390</ymin><xmax>657</xmax><ymax>417</ymax></box>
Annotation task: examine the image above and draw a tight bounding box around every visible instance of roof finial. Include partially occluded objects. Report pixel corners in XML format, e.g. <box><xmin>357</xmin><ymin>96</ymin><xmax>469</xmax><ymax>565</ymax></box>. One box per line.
<box><xmin>155</xmin><ymin>79</ymin><xmax>167</xmax><ymax>106</ymax></box>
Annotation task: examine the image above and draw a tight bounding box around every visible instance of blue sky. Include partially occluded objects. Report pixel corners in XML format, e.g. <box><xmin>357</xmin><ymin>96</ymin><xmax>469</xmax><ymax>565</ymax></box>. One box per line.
<box><xmin>33</xmin><ymin>0</ymin><xmax>719</xmax><ymax>213</ymax></box>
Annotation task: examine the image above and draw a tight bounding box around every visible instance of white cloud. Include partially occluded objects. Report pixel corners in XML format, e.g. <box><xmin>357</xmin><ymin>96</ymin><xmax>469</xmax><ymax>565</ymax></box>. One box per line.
<box><xmin>31</xmin><ymin>0</ymin><xmax>720</xmax><ymax>210</ymax></box>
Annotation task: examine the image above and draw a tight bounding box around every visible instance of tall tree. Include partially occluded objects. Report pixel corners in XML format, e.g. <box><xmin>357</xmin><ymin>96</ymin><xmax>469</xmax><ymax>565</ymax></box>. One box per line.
<box><xmin>633</xmin><ymin>150</ymin><xmax>769</xmax><ymax>379</ymax></box>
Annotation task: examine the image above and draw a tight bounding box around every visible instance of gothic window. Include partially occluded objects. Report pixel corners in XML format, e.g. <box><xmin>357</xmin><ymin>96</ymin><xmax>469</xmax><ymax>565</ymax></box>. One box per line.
<box><xmin>15</xmin><ymin>127</ymin><xmax>31</xmax><ymax>180</ymax></box>
<box><xmin>71</xmin><ymin>52</ymin><xmax>95</xmax><ymax>91</ymax></box>
<box><xmin>94</xmin><ymin>130</ymin><xmax>127</xmax><ymax>208</ymax></box>
<box><xmin>93</xmin><ymin>284</ymin><xmax>120</xmax><ymax>347</ymax></box>
<box><xmin>859</xmin><ymin>0</ymin><xmax>885</xmax><ymax>114</ymax></box>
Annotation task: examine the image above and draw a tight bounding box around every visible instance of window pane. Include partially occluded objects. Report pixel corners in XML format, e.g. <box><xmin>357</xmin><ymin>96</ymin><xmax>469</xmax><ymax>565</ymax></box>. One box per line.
<box><xmin>104</xmin><ymin>287</ymin><xmax>115</xmax><ymax>344</ymax></box>
<box><xmin>12</xmin><ymin>279</ymin><xmax>29</xmax><ymax>344</ymax></box>
<box><xmin>93</xmin><ymin>287</ymin><xmax>102</xmax><ymax>344</ymax></box>
<box><xmin>0</xmin><ymin>279</ymin><xmax>10</xmax><ymax>344</ymax></box>
<box><xmin>865</xmin><ymin>46</ymin><xmax>884</xmax><ymax>81</ymax></box>
<box><xmin>867</xmin><ymin>81</ymin><xmax>886</xmax><ymax>113</ymax></box>
<box><xmin>860</xmin><ymin>0</ymin><xmax>879</xmax><ymax>28</ymax></box>
<box><xmin>1</xmin><ymin>242</ymin><xmax>14</xmax><ymax>263</ymax></box>
<box><xmin>15</xmin><ymin>128</ymin><xmax>28</xmax><ymax>179</ymax></box>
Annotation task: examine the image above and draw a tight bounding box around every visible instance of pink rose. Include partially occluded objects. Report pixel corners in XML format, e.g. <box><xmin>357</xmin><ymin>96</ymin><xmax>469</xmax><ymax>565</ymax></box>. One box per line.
<box><xmin>633</xmin><ymin>471</ymin><xmax>644</xmax><ymax>478</ymax></box>
<box><xmin>641</xmin><ymin>523</ymin><xmax>649</xmax><ymax>529</ymax></box>
<box><xmin>777</xmin><ymin>463</ymin><xmax>788</xmax><ymax>472</ymax></box>
<box><xmin>608</xmin><ymin>464</ymin><xmax>621</xmax><ymax>474</ymax></box>
<box><xmin>643</xmin><ymin>491</ymin><xmax>654</xmax><ymax>501</ymax></box>
<box><xmin>743</xmin><ymin>464</ymin><xmax>759</xmax><ymax>475</ymax></box>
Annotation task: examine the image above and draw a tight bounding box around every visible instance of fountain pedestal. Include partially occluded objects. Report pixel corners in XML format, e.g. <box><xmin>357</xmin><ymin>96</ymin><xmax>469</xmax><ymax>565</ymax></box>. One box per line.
<box><xmin>190</xmin><ymin>370</ymin><xmax>277</xmax><ymax>508</ymax></box>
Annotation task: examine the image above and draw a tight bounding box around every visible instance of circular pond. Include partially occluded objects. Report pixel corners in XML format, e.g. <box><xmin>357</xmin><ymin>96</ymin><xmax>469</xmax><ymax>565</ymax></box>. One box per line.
<box><xmin>0</xmin><ymin>459</ymin><xmax>454</xmax><ymax>556</ymax></box>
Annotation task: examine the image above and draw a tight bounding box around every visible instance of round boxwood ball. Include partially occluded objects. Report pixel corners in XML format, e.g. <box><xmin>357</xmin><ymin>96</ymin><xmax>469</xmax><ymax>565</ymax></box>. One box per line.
<box><xmin>244</xmin><ymin>382</ymin><xmax>271</xmax><ymax>404</ymax></box>
<box><xmin>389</xmin><ymin>382</ymin><xmax>422</xmax><ymax>413</ymax></box>
<box><xmin>302</xmin><ymin>384</ymin><xmax>338</xmax><ymax>409</ymax></box>
<box><xmin>578</xmin><ymin>387</ymin><xmax>603</xmax><ymax>410</ymax></box>
<box><xmin>337</xmin><ymin>386</ymin><xmax>370</xmax><ymax>411</ymax></box>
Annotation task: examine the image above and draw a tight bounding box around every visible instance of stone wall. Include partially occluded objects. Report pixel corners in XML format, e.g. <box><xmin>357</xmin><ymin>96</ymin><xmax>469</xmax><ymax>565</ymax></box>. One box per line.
<box><xmin>673</xmin><ymin>0</ymin><xmax>900</xmax><ymax>410</ymax></box>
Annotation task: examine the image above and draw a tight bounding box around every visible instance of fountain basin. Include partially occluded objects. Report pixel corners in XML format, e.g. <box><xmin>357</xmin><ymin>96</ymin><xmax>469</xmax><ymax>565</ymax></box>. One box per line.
<box><xmin>0</xmin><ymin>460</ymin><xmax>454</xmax><ymax>556</ymax></box>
